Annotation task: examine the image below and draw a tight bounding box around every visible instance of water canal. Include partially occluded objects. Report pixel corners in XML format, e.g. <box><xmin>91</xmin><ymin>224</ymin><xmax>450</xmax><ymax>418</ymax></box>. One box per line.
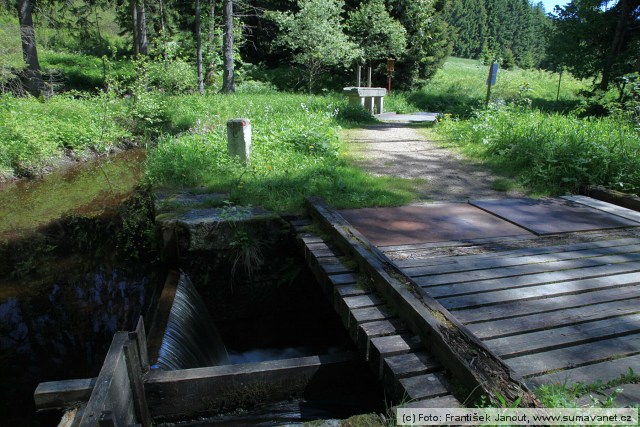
<box><xmin>0</xmin><ymin>151</ymin><xmax>384</xmax><ymax>426</ymax></box>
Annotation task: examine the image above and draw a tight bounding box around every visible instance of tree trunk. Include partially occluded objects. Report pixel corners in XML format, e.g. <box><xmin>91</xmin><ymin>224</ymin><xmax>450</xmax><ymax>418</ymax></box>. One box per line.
<box><xmin>160</xmin><ymin>0</ymin><xmax>168</xmax><ymax>62</ymax></box>
<box><xmin>16</xmin><ymin>0</ymin><xmax>43</xmax><ymax>97</ymax></box>
<box><xmin>221</xmin><ymin>0</ymin><xmax>235</xmax><ymax>93</ymax></box>
<box><xmin>196</xmin><ymin>0</ymin><xmax>204</xmax><ymax>95</ymax></box>
<box><xmin>137</xmin><ymin>0</ymin><xmax>148</xmax><ymax>55</ymax></box>
<box><xmin>205</xmin><ymin>0</ymin><xmax>216</xmax><ymax>86</ymax></box>
<box><xmin>131</xmin><ymin>0</ymin><xmax>139</xmax><ymax>56</ymax></box>
<box><xmin>600</xmin><ymin>0</ymin><xmax>634</xmax><ymax>91</ymax></box>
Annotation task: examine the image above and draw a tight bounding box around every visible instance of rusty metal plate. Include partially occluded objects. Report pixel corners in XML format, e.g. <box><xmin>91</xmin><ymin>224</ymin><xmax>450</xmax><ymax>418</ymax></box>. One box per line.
<box><xmin>470</xmin><ymin>198</ymin><xmax>640</xmax><ymax>235</ymax></box>
<box><xmin>338</xmin><ymin>204</ymin><xmax>533</xmax><ymax>247</ymax></box>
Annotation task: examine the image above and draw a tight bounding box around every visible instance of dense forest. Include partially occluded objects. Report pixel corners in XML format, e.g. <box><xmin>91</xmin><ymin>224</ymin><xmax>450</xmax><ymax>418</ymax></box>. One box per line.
<box><xmin>442</xmin><ymin>0</ymin><xmax>549</xmax><ymax>69</ymax></box>
<box><xmin>1</xmin><ymin>0</ymin><xmax>639</xmax><ymax>95</ymax></box>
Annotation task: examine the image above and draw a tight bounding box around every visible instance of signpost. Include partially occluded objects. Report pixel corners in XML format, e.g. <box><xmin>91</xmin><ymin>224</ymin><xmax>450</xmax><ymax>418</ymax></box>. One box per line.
<box><xmin>485</xmin><ymin>61</ymin><xmax>499</xmax><ymax>108</ymax></box>
<box><xmin>386</xmin><ymin>58</ymin><xmax>395</xmax><ymax>93</ymax></box>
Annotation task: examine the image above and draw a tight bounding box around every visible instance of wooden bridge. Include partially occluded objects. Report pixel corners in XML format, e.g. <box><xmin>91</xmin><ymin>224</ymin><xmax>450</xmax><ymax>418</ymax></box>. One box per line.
<box><xmin>34</xmin><ymin>191</ymin><xmax>640</xmax><ymax>424</ymax></box>
<box><xmin>297</xmin><ymin>193</ymin><xmax>640</xmax><ymax>406</ymax></box>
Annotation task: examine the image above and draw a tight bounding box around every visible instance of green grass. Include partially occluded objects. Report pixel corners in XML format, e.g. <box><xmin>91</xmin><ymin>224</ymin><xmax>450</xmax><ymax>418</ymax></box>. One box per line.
<box><xmin>406</xmin><ymin>57</ymin><xmax>589</xmax><ymax>116</ymax></box>
<box><xmin>0</xmin><ymin>94</ymin><xmax>132</xmax><ymax>178</ymax></box>
<box><xmin>536</xmin><ymin>368</ymin><xmax>640</xmax><ymax>409</ymax></box>
<box><xmin>146</xmin><ymin>92</ymin><xmax>419</xmax><ymax>212</ymax></box>
<box><xmin>437</xmin><ymin>105</ymin><xmax>640</xmax><ymax>195</ymax></box>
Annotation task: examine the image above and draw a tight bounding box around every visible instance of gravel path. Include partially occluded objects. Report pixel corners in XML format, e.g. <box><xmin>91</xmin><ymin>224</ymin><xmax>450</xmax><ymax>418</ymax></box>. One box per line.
<box><xmin>347</xmin><ymin>123</ymin><xmax>526</xmax><ymax>202</ymax></box>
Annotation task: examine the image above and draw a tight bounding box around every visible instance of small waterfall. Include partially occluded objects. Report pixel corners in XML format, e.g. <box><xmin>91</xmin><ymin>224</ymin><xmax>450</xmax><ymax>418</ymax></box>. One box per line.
<box><xmin>155</xmin><ymin>273</ymin><xmax>228</xmax><ymax>370</ymax></box>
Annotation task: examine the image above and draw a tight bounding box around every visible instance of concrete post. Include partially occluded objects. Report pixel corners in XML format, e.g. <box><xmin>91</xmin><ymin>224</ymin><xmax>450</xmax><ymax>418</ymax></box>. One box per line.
<box><xmin>227</xmin><ymin>118</ymin><xmax>251</xmax><ymax>164</ymax></box>
<box><xmin>367</xmin><ymin>67</ymin><xmax>372</xmax><ymax>87</ymax></box>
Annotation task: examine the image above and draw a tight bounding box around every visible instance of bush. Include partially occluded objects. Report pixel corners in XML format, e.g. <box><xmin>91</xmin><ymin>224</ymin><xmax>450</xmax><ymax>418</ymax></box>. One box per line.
<box><xmin>147</xmin><ymin>60</ymin><xmax>197</xmax><ymax>95</ymax></box>
<box><xmin>336</xmin><ymin>104</ymin><xmax>375</xmax><ymax>124</ymax></box>
<box><xmin>438</xmin><ymin>105</ymin><xmax>640</xmax><ymax>194</ymax></box>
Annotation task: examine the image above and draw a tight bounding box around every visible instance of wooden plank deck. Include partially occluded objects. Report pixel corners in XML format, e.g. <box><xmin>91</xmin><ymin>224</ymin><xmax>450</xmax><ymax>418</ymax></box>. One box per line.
<box><xmin>293</xmin><ymin>219</ymin><xmax>463</xmax><ymax>406</ymax></box>
<box><xmin>383</xmin><ymin>235</ymin><xmax>640</xmax><ymax>389</ymax></box>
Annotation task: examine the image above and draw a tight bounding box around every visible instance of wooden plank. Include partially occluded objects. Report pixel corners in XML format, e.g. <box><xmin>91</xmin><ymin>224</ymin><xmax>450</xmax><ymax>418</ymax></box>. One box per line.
<box><xmin>369</xmin><ymin>335</ymin><xmax>422</xmax><ymax>380</ymax></box>
<box><xmin>335</xmin><ymin>284</ymin><xmax>370</xmax><ymax>298</ymax></box>
<box><xmin>562</xmin><ymin>195</ymin><xmax>640</xmax><ymax>223</ymax></box>
<box><xmin>399</xmin><ymin>372</ymin><xmax>451</xmax><ymax>400</ymax></box>
<box><xmin>439</xmin><ymin>271</ymin><xmax>640</xmax><ymax>310</ymax></box>
<box><xmin>425</xmin><ymin>261</ymin><xmax>640</xmax><ymax>299</ymax></box>
<box><xmin>380</xmin><ymin>234</ymin><xmax>534</xmax><ymax>252</ymax></box>
<box><xmin>350</xmin><ymin>305</ymin><xmax>396</xmax><ymax>325</ymax></box>
<box><xmin>129</xmin><ymin>317</ymin><xmax>149</xmax><ymax>373</ymax></box>
<box><xmin>145</xmin><ymin>352</ymin><xmax>358</xmax><ymax>418</ymax></box>
<box><xmin>405</xmin><ymin>243</ymin><xmax>640</xmax><ymax>278</ymax></box>
<box><xmin>582</xmin><ymin>186</ymin><xmax>640</xmax><ymax>214</ymax></box>
<box><xmin>357</xmin><ymin>319</ymin><xmax>408</xmax><ymax>359</ymax></box>
<box><xmin>526</xmin><ymin>354</ymin><xmax>640</xmax><ymax>389</ymax></box>
<box><xmin>329</xmin><ymin>273</ymin><xmax>358</xmax><ymax>286</ymax></box>
<box><xmin>394</xmin><ymin>238</ymin><xmax>640</xmax><ymax>269</ymax></box>
<box><xmin>398</xmin><ymin>394</ymin><xmax>462</xmax><ymax>408</ymax></box>
<box><xmin>123</xmin><ymin>340</ymin><xmax>151</xmax><ymax>427</ymax></box>
<box><xmin>344</xmin><ymin>294</ymin><xmax>383</xmax><ymax>310</ymax></box>
<box><xmin>300</xmin><ymin>234</ymin><xmax>324</xmax><ymax>245</ymax></box>
<box><xmin>506</xmin><ymin>334</ymin><xmax>640</xmax><ymax>378</ymax></box>
<box><xmin>416</xmin><ymin>251</ymin><xmax>640</xmax><ymax>287</ymax></box>
<box><xmin>320</xmin><ymin>262</ymin><xmax>352</xmax><ymax>275</ymax></box>
<box><xmin>468</xmin><ymin>297</ymin><xmax>640</xmax><ymax>339</ymax></box>
<box><xmin>486</xmin><ymin>313</ymin><xmax>640</xmax><ymax>358</ymax></box>
<box><xmin>455</xmin><ymin>284</ymin><xmax>640</xmax><ymax>324</ymax></box>
<box><xmin>384</xmin><ymin>351</ymin><xmax>441</xmax><ymax>379</ymax></box>
<box><xmin>34</xmin><ymin>378</ymin><xmax>97</xmax><ymax>410</ymax></box>
<box><xmin>350</xmin><ymin>305</ymin><xmax>397</xmax><ymax>340</ymax></box>
<box><xmin>305</xmin><ymin>197</ymin><xmax>540</xmax><ymax>407</ymax></box>
<box><xmin>79</xmin><ymin>332</ymin><xmax>134</xmax><ymax>427</ymax></box>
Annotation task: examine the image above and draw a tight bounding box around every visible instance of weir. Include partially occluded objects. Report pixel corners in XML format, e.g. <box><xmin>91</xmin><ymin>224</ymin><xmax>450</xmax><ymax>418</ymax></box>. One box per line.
<box><xmin>154</xmin><ymin>273</ymin><xmax>228</xmax><ymax>370</ymax></box>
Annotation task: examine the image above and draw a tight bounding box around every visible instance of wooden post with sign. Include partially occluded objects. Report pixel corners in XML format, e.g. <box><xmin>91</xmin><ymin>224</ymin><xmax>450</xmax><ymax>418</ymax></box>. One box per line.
<box><xmin>386</xmin><ymin>58</ymin><xmax>395</xmax><ymax>93</ymax></box>
<box><xmin>485</xmin><ymin>61</ymin><xmax>498</xmax><ymax>108</ymax></box>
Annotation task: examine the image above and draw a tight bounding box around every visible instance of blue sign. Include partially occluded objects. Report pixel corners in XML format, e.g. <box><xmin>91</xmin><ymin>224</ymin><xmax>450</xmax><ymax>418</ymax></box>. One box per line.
<box><xmin>487</xmin><ymin>63</ymin><xmax>499</xmax><ymax>86</ymax></box>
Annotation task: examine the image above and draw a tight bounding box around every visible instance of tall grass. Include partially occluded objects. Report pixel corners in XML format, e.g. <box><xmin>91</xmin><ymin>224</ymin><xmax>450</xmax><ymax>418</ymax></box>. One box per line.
<box><xmin>408</xmin><ymin>57</ymin><xmax>588</xmax><ymax>116</ymax></box>
<box><xmin>438</xmin><ymin>105</ymin><xmax>640</xmax><ymax>195</ymax></box>
<box><xmin>146</xmin><ymin>92</ymin><xmax>418</xmax><ymax>211</ymax></box>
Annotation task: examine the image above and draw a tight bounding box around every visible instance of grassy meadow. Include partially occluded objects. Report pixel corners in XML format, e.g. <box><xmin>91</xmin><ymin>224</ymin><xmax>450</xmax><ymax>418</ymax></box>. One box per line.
<box><xmin>421</xmin><ymin>57</ymin><xmax>640</xmax><ymax>196</ymax></box>
<box><xmin>1</xmin><ymin>53</ymin><xmax>639</xmax><ymax>210</ymax></box>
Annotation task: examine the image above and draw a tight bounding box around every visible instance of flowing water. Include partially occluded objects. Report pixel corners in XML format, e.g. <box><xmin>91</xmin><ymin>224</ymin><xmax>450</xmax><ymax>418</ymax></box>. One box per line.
<box><xmin>155</xmin><ymin>273</ymin><xmax>229</xmax><ymax>370</ymax></box>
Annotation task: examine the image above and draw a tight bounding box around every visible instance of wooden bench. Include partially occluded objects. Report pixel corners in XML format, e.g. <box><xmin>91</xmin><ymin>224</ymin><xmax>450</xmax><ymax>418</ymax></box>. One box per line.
<box><xmin>343</xmin><ymin>87</ymin><xmax>387</xmax><ymax>115</ymax></box>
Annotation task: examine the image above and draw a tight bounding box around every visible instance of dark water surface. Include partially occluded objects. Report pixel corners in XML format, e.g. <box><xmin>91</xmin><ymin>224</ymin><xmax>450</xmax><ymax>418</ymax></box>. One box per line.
<box><xmin>0</xmin><ymin>150</ymin><xmax>153</xmax><ymax>426</ymax></box>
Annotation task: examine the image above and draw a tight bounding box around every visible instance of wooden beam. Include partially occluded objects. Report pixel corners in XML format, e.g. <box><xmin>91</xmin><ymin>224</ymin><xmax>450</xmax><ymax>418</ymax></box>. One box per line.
<box><xmin>78</xmin><ymin>332</ymin><xmax>136</xmax><ymax>427</ymax></box>
<box><xmin>305</xmin><ymin>196</ymin><xmax>541</xmax><ymax>407</ymax></box>
<box><xmin>144</xmin><ymin>352</ymin><xmax>358</xmax><ymax>420</ymax></box>
<box><xmin>582</xmin><ymin>185</ymin><xmax>640</xmax><ymax>213</ymax></box>
<box><xmin>34</xmin><ymin>378</ymin><xmax>96</xmax><ymax>410</ymax></box>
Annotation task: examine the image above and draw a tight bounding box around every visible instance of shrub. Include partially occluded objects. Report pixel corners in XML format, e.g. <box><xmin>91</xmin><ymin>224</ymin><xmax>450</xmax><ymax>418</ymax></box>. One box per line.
<box><xmin>147</xmin><ymin>60</ymin><xmax>197</xmax><ymax>95</ymax></box>
<box><xmin>438</xmin><ymin>105</ymin><xmax>640</xmax><ymax>194</ymax></box>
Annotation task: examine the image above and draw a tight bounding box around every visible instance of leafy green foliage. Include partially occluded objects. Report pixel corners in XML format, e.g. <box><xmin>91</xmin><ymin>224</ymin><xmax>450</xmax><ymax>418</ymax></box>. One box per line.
<box><xmin>438</xmin><ymin>105</ymin><xmax>640</xmax><ymax>194</ymax></box>
<box><xmin>0</xmin><ymin>94</ymin><xmax>131</xmax><ymax>176</ymax></box>
<box><xmin>390</xmin><ymin>0</ymin><xmax>452</xmax><ymax>88</ymax></box>
<box><xmin>546</xmin><ymin>0</ymin><xmax>640</xmax><ymax>91</ymax></box>
<box><xmin>270</xmin><ymin>0</ymin><xmax>362</xmax><ymax>92</ymax></box>
<box><xmin>346</xmin><ymin>0</ymin><xmax>407</xmax><ymax>64</ymax></box>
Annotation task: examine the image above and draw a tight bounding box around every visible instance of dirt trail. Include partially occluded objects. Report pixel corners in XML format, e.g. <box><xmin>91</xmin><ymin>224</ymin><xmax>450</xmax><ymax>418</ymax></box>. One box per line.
<box><xmin>347</xmin><ymin>123</ymin><xmax>526</xmax><ymax>202</ymax></box>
